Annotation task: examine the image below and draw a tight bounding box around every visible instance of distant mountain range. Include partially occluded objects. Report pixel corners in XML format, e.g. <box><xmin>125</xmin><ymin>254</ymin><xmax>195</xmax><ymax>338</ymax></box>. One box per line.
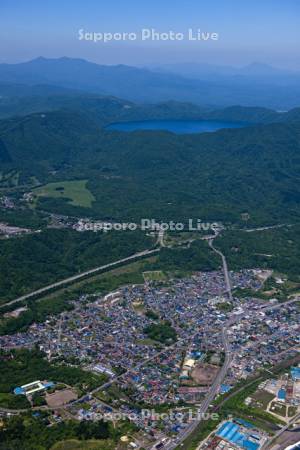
<box><xmin>146</xmin><ymin>61</ymin><xmax>298</xmax><ymax>80</ymax></box>
<box><xmin>1</xmin><ymin>57</ymin><xmax>300</xmax><ymax>108</ymax></box>
<box><xmin>1</xmin><ymin>80</ymin><xmax>300</xmax><ymax>126</ymax></box>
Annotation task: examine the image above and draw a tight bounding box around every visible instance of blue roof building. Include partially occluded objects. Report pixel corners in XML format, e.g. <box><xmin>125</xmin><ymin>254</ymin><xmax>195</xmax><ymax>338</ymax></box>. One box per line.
<box><xmin>14</xmin><ymin>387</ymin><xmax>25</xmax><ymax>395</ymax></box>
<box><xmin>216</xmin><ymin>421</ymin><xmax>261</xmax><ymax>450</ymax></box>
<box><xmin>277</xmin><ymin>388</ymin><xmax>286</xmax><ymax>401</ymax></box>
<box><xmin>291</xmin><ymin>367</ymin><xmax>300</xmax><ymax>381</ymax></box>
<box><xmin>220</xmin><ymin>384</ymin><xmax>232</xmax><ymax>394</ymax></box>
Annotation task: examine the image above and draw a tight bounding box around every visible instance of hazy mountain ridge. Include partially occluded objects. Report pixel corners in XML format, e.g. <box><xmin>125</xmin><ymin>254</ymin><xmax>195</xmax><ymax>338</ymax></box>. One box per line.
<box><xmin>1</xmin><ymin>57</ymin><xmax>300</xmax><ymax>108</ymax></box>
<box><xmin>2</xmin><ymin>81</ymin><xmax>300</xmax><ymax>126</ymax></box>
<box><xmin>148</xmin><ymin>61</ymin><xmax>299</xmax><ymax>80</ymax></box>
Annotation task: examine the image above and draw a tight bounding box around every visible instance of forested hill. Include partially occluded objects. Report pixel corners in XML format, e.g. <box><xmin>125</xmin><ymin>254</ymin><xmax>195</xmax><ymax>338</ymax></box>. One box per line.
<box><xmin>204</xmin><ymin>105</ymin><xmax>300</xmax><ymax>124</ymax></box>
<box><xmin>0</xmin><ymin>110</ymin><xmax>102</xmax><ymax>167</ymax></box>
<box><xmin>0</xmin><ymin>138</ymin><xmax>11</xmax><ymax>163</ymax></box>
<box><xmin>1</xmin><ymin>82</ymin><xmax>300</xmax><ymax>126</ymax></box>
<box><xmin>0</xmin><ymin>109</ymin><xmax>299</xmax><ymax>223</ymax></box>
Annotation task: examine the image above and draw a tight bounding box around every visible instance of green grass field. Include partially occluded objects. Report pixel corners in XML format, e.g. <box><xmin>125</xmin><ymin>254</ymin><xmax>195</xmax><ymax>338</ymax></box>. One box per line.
<box><xmin>251</xmin><ymin>390</ymin><xmax>275</xmax><ymax>409</ymax></box>
<box><xmin>288</xmin><ymin>406</ymin><xmax>298</xmax><ymax>417</ymax></box>
<box><xmin>33</xmin><ymin>180</ymin><xmax>95</xmax><ymax>208</ymax></box>
<box><xmin>270</xmin><ymin>401</ymin><xmax>287</xmax><ymax>417</ymax></box>
<box><xmin>0</xmin><ymin>392</ymin><xmax>30</xmax><ymax>409</ymax></box>
<box><xmin>50</xmin><ymin>439</ymin><xmax>115</xmax><ymax>450</ymax></box>
<box><xmin>143</xmin><ymin>270</ymin><xmax>167</xmax><ymax>282</ymax></box>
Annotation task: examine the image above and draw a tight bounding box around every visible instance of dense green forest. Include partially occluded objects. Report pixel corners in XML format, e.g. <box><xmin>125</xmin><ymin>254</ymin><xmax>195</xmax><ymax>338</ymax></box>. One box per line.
<box><xmin>0</xmin><ymin>108</ymin><xmax>300</xmax><ymax>225</ymax></box>
<box><xmin>0</xmin><ymin>411</ymin><xmax>136</xmax><ymax>450</ymax></box>
<box><xmin>0</xmin><ymin>348</ymin><xmax>106</xmax><ymax>400</ymax></box>
<box><xmin>0</xmin><ymin>414</ymin><xmax>113</xmax><ymax>450</ymax></box>
<box><xmin>144</xmin><ymin>321</ymin><xmax>177</xmax><ymax>344</ymax></box>
<box><xmin>0</xmin><ymin>229</ymin><xmax>153</xmax><ymax>303</ymax></box>
<box><xmin>153</xmin><ymin>239</ymin><xmax>220</xmax><ymax>273</ymax></box>
<box><xmin>0</xmin><ymin>208</ymin><xmax>45</xmax><ymax>228</ymax></box>
<box><xmin>215</xmin><ymin>224</ymin><xmax>300</xmax><ymax>282</ymax></box>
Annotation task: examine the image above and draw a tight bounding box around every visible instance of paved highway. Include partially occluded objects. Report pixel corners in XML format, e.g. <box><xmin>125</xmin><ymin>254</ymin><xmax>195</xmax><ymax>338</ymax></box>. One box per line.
<box><xmin>208</xmin><ymin>238</ymin><xmax>233</xmax><ymax>301</ymax></box>
<box><xmin>2</xmin><ymin>247</ymin><xmax>160</xmax><ymax>309</ymax></box>
<box><xmin>261</xmin><ymin>412</ymin><xmax>300</xmax><ymax>449</ymax></box>
<box><xmin>162</xmin><ymin>236</ymin><xmax>234</xmax><ymax>450</ymax></box>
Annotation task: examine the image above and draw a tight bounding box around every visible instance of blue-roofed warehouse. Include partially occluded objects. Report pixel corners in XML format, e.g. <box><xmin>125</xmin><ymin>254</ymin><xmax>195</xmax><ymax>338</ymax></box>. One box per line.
<box><xmin>216</xmin><ymin>421</ymin><xmax>261</xmax><ymax>450</ymax></box>
<box><xmin>277</xmin><ymin>388</ymin><xmax>286</xmax><ymax>401</ymax></box>
<box><xmin>291</xmin><ymin>367</ymin><xmax>300</xmax><ymax>381</ymax></box>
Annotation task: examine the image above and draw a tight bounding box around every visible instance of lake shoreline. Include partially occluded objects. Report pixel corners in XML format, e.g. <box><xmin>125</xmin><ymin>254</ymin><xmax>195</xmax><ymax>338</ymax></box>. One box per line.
<box><xmin>105</xmin><ymin>119</ymin><xmax>250</xmax><ymax>134</ymax></box>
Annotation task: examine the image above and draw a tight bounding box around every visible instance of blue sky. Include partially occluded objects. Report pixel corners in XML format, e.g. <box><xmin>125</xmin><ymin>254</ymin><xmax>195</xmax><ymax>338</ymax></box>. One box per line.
<box><xmin>1</xmin><ymin>0</ymin><xmax>299</xmax><ymax>68</ymax></box>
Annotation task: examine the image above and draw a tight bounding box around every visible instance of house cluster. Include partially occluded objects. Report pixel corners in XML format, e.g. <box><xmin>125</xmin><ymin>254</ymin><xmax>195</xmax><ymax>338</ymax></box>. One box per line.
<box><xmin>228</xmin><ymin>301</ymin><xmax>300</xmax><ymax>380</ymax></box>
<box><xmin>0</xmin><ymin>196</ymin><xmax>15</xmax><ymax>209</ymax></box>
<box><xmin>0</xmin><ymin>222</ymin><xmax>31</xmax><ymax>237</ymax></box>
<box><xmin>1</xmin><ymin>268</ymin><xmax>299</xmax><ymax>442</ymax></box>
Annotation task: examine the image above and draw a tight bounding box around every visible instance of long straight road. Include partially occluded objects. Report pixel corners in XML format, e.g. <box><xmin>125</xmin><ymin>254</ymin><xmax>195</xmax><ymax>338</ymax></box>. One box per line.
<box><xmin>163</xmin><ymin>236</ymin><xmax>234</xmax><ymax>450</ymax></box>
<box><xmin>208</xmin><ymin>238</ymin><xmax>233</xmax><ymax>301</ymax></box>
<box><xmin>166</xmin><ymin>234</ymin><xmax>300</xmax><ymax>450</ymax></box>
<box><xmin>2</xmin><ymin>247</ymin><xmax>160</xmax><ymax>309</ymax></box>
<box><xmin>163</xmin><ymin>324</ymin><xmax>233</xmax><ymax>450</ymax></box>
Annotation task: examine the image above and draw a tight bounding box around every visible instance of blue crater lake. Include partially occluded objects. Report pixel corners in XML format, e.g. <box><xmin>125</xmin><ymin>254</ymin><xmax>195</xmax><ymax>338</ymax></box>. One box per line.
<box><xmin>105</xmin><ymin>119</ymin><xmax>249</xmax><ymax>134</ymax></box>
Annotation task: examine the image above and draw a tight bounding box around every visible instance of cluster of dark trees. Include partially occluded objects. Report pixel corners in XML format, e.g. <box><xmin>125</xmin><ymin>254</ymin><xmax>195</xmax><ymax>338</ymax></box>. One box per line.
<box><xmin>144</xmin><ymin>321</ymin><xmax>177</xmax><ymax>344</ymax></box>
<box><xmin>0</xmin><ymin>228</ymin><xmax>152</xmax><ymax>303</ymax></box>
<box><xmin>0</xmin><ymin>414</ymin><xmax>110</xmax><ymax>450</ymax></box>
<box><xmin>0</xmin><ymin>348</ymin><xmax>106</xmax><ymax>398</ymax></box>
<box><xmin>216</xmin><ymin>224</ymin><xmax>300</xmax><ymax>282</ymax></box>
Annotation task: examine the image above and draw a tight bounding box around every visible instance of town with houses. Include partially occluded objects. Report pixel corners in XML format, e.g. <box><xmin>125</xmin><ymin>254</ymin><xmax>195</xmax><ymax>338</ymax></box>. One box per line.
<box><xmin>0</xmin><ymin>264</ymin><xmax>299</xmax><ymax>450</ymax></box>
